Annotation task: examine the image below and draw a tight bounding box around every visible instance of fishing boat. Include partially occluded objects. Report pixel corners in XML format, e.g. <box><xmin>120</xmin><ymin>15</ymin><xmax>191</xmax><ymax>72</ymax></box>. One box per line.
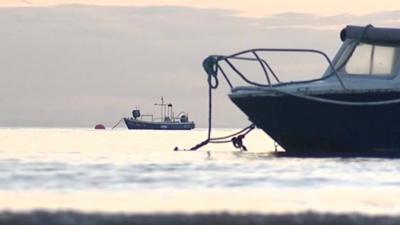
<box><xmin>124</xmin><ymin>97</ymin><xmax>195</xmax><ymax>130</ymax></box>
<box><xmin>202</xmin><ymin>25</ymin><xmax>400</xmax><ymax>154</ymax></box>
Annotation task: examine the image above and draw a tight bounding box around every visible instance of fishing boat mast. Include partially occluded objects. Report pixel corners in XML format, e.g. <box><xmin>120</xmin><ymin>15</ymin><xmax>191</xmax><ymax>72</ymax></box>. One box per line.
<box><xmin>154</xmin><ymin>97</ymin><xmax>164</xmax><ymax>121</ymax></box>
<box><xmin>154</xmin><ymin>96</ymin><xmax>174</xmax><ymax>122</ymax></box>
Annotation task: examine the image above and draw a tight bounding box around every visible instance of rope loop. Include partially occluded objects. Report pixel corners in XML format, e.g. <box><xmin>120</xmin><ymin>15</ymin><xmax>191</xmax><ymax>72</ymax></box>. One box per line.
<box><xmin>207</xmin><ymin>73</ymin><xmax>219</xmax><ymax>89</ymax></box>
<box><xmin>203</xmin><ymin>56</ymin><xmax>221</xmax><ymax>89</ymax></box>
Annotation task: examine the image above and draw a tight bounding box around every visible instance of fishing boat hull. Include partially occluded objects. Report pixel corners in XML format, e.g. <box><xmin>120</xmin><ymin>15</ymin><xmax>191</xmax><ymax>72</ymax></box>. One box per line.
<box><xmin>124</xmin><ymin>118</ymin><xmax>195</xmax><ymax>130</ymax></box>
<box><xmin>230</xmin><ymin>90</ymin><xmax>400</xmax><ymax>154</ymax></box>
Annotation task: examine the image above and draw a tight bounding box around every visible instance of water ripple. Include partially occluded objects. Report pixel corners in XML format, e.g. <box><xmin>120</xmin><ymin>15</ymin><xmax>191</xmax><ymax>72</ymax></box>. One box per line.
<box><xmin>0</xmin><ymin>157</ymin><xmax>399</xmax><ymax>190</ymax></box>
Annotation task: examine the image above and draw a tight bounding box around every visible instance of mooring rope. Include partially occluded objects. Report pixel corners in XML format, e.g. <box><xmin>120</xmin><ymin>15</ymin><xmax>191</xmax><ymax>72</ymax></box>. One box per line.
<box><xmin>174</xmin><ymin>57</ymin><xmax>256</xmax><ymax>152</ymax></box>
<box><xmin>209</xmin><ymin>124</ymin><xmax>256</xmax><ymax>151</ymax></box>
<box><xmin>111</xmin><ymin>118</ymin><xmax>124</xmax><ymax>129</ymax></box>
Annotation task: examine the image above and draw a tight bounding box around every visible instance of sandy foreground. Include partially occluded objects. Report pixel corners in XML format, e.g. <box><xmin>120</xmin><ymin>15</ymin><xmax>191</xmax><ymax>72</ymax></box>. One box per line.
<box><xmin>0</xmin><ymin>211</ymin><xmax>400</xmax><ymax>225</ymax></box>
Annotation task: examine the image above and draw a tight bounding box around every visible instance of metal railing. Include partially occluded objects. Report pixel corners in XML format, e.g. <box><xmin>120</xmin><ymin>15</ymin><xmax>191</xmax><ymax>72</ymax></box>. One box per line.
<box><xmin>203</xmin><ymin>48</ymin><xmax>346</xmax><ymax>90</ymax></box>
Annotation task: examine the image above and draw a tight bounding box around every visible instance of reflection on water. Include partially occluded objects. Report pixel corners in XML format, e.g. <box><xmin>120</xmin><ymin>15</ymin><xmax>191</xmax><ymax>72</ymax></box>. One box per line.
<box><xmin>0</xmin><ymin>128</ymin><xmax>400</xmax><ymax>214</ymax></box>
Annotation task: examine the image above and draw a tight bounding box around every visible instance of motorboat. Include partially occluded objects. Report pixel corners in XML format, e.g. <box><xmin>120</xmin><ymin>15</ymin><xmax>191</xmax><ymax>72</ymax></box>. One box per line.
<box><xmin>202</xmin><ymin>25</ymin><xmax>400</xmax><ymax>154</ymax></box>
<box><xmin>124</xmin><ymin>97</ymin><xmax>195</xmax><ymax>130</ymax></box>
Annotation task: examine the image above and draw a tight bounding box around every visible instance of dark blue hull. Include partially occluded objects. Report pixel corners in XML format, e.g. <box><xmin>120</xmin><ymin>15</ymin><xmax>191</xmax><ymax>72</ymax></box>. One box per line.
<box><xmin>124</xmin><ymin>118</ymin><xmax>195</xmax><ymax>130</ymax></box>
<box><xmin>230</xmin><ymin>91</ymin><xmax>400</xmax><ymax>154</ymax></box>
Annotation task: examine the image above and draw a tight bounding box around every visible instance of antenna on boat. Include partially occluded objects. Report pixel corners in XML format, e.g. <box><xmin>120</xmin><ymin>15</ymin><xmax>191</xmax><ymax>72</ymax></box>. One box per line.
<box><xmin>155</xmin><ymin>96</ymin><xmax>167</xmax><ymax>121</ymax></box>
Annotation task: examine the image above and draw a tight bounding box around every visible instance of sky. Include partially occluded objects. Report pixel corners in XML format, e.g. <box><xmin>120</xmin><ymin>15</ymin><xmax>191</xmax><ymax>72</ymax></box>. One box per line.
<box><xmin>3</xmin><ymin>0</ymin><xmax>400</xmax><ymax>16</ymax></box>
<box><xmin>1</xmin><ymin>1</ymin><xmax>400</xmax><ymax>127</ymax></box>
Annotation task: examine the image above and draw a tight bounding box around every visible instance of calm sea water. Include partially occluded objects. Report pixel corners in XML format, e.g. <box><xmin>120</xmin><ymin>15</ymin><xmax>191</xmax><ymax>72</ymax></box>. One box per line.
<box><xmin>0</xmin><ymin>127</ymin><xmax>399</xmax><ymax>214</ymax></box>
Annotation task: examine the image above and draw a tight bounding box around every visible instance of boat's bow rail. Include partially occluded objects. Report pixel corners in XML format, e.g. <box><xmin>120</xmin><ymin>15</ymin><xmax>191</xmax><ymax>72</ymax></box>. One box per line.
<box><xmin>203</xmin><ymin>48</ymin><xmax>346</xmax><ymax>91</ymax></box>
<box><xmin>203</xmin><ymin>47</ymin><xmax>400</xmax><ymax>106</ymax></box>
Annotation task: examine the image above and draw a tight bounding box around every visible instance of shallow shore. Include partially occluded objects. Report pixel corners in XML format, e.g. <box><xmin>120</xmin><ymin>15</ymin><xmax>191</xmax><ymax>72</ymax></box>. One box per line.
<box><xmin>0</xmin><ymin>211</ymin><xmax>399</xmax><ymax>225</ymax></box>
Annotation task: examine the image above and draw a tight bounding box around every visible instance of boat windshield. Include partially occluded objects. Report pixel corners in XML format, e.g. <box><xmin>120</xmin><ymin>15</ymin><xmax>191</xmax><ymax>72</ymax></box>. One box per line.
<box><xmin>336</xmin><ymin>42</ymin><xmax>400</xmax><ymax>77</ymax></box>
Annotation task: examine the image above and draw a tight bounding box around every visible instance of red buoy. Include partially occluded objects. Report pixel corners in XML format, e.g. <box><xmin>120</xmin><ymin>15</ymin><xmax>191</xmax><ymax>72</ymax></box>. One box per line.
<box><xmin>94</xmin><ymin>124</ymin><xmax>106</xmax><ymax>130</ymax></box>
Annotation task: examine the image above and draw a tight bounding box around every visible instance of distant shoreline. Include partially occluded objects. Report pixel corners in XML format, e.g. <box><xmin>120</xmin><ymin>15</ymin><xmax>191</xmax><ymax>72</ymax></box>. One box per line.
<box><xmin>0</xmin><ymin>211</ymin><xmax>399</xmax><ymax>225</ymax></box>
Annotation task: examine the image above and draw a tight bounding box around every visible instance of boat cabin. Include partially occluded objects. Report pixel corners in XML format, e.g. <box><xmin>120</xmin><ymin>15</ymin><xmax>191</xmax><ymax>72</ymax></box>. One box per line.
<box><xmin>323</xmin><ymin>25</ymin><xmax>400</xmax><ymax>91</ymax></box>
<box><xmin>277</xmin><ymin>25</ymin><xmax>400</xmax><ymax>93</ymax></box>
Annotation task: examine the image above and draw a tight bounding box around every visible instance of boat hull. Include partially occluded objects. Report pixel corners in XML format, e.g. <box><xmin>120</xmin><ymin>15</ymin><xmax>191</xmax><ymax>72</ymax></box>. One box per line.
<box><xmin>124</xmin><ymin>118</ymin><xmax>195</xmax><ymax>130</ymax></box>
<box><xmin>230</xmin><ymin>91</ymin><xmax>400</xmax><ymax>154</ymax></box>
